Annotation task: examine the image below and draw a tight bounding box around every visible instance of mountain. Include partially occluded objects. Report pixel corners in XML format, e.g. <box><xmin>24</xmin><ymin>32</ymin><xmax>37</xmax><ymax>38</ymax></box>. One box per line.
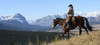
<box><xmin>89</xmin><ymin>15</ymin><xmax>100</xmax><ymax>24</ymax></box>
<box><xmin>33</xmin><ymin>15</ymin><xmax>66</xmax><ymax>27</ymax></box>
<box><xmin>32</xmin><ymin>12</ymin><xmax>100</xmax><ymax>27</ymax></box>
<box><xmin>0</xmin><ymin>13</ymin><xmax>47</xmax><ymax>31</ymax></box>
<box><xmin>0</xmin><ymin>13</ymin><xmax>28</xmax><ymax>24</ymax></box>
<box><xmin>0</xmin><ymin>12</ymin><xmax>100</xmax><ymax>31</ymax></box>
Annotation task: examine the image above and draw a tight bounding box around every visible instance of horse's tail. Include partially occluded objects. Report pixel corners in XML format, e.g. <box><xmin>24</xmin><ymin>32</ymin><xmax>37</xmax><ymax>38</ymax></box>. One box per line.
<box><xmin>84</xmin><ymin>17</ymin><xmax>92</xmax><ymax>31</ymax></box>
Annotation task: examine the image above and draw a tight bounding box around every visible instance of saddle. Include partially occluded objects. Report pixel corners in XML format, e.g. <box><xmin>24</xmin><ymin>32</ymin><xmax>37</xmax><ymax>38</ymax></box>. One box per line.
<box><xmin>68</xmin><ymin>16</ymin><xmax>77</xmax><ymax>28</ymax></box>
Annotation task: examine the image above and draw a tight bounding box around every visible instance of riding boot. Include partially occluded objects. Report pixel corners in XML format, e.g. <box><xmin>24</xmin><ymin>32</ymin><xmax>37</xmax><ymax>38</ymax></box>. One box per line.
<box><xmin>66</xmin><ymin>22</ymin><xmax>70</xmax><ymax>28</ymax></box>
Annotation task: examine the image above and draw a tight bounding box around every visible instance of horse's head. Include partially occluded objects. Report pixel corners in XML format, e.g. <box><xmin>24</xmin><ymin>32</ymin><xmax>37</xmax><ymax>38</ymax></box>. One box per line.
<box><xmin>52</xmin><ymin>19</ymin><xmax>59</xmax><ymax>28</ymax></box>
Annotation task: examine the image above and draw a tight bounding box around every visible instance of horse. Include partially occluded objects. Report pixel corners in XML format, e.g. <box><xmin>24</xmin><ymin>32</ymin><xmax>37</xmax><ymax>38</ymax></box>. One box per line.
<box><xmin>52</xmin><ymin>16</ymin><xmax>92</xmax><ymax>40</ymax></box>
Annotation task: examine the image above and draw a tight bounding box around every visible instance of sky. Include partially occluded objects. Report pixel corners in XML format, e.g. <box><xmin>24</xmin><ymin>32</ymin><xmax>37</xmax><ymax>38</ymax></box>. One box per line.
<box><xmin>0</xmin><ymin>0</ymin><xmax>100</xmax><ymax>20</ymax></box>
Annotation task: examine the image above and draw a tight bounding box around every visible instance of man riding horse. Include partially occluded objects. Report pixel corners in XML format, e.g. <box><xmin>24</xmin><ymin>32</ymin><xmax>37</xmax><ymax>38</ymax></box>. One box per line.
<box><xmin>65</xmin><ymin>4</ymin><xmax>74</xmax><ymax>28</ymax></box>
<box><xmin>52</xmin><ymin>4</ymin><xmax>92</xmax><ymax>40</ymax></box>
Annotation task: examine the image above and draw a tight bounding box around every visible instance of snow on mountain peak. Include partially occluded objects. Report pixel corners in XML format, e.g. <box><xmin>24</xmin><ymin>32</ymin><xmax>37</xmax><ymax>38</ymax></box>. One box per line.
<box><xmin>14</xmin><ymin>13</ymin><xmax>24</xmax><ymax>18</ymax></box>
<box><xmin>0</xmin><ymin>13</ymin><xmax>27</xmax><ymax>23</ymax></box>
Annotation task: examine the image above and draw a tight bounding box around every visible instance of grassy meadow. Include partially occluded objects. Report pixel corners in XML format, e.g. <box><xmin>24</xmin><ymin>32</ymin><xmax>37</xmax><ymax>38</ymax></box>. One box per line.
<box><xmin>48</xmin><ymin>30</ymin><xmax>100</xmax><ymax>45</ymax></box>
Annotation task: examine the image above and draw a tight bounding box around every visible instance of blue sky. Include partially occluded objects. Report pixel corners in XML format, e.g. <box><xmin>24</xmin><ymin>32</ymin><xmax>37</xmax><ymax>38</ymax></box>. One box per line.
<box><xmin>0</xmin><ymin>0</ymin><xmax>100</xmax><ymax>20</ymax></box>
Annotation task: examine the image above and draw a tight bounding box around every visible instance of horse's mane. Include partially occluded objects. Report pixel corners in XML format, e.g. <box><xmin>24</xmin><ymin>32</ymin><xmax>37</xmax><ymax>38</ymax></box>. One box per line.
<box><xmin>56</xmin><ymin>18</ymin><xmax>65</xmax><ymax>20</ymax></box>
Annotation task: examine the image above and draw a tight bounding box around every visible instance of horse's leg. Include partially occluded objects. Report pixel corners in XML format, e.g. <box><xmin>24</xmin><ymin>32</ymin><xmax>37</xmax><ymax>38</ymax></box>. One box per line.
<box><xmin>83</xmin><ymin>26</ymin><xmax>89</xmax><ymax>35</ymax></box>
<box><xmin>62</xmin><ymin>33</ymin><xmax>64</xmax><ymax>38</ymax></box>
<box><xmin>62</xmin><ymin>31</ymin><xmax>66</xmax><ymax>38</ymax></box>
<box><xmin>67</xmin><ymin>31</ymin><xmax>70</xmax><ymax>40</ymax></box>
<box><xmin>78</xmin><ymin>26</ymin><xmax>82</xmax><ymax>37</ymax></box>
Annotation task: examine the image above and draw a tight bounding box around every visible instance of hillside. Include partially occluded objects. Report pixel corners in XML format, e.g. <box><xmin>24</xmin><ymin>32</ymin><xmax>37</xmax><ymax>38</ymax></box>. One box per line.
<box><xmin>0</xmin><ymin>29</ymin><xmax>61</xmax><ymax>45</ymax></box>
<box><xmin>48</xmin><ymin>30</ymin><xmax>100</xmax><ymax>45</ymax></box>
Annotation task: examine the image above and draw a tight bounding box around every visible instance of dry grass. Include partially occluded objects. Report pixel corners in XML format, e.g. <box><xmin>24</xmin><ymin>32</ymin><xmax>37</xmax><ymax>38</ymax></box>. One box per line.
<box><xmin>48</xmin><ymin>31</ymin><xmax>100</xmax><ymax>45</ymax></box>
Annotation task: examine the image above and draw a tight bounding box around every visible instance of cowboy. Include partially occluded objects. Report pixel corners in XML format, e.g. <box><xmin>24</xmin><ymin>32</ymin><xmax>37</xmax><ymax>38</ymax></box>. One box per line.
<box><xmin>66</xmin><ymin>4</ymin><xmax>74</xmax><ymax>28</ymax></box>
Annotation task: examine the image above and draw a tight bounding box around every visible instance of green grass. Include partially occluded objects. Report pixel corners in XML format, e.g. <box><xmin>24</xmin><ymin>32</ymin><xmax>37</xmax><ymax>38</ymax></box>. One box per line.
<box><xmin>0</xmin><ymin>29</ymin><xmax>62</xmax><ymax>45</ymax></box>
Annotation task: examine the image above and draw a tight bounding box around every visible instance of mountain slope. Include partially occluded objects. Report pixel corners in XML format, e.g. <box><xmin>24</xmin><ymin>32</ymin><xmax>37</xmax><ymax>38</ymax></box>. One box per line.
<box><xmin>0</xmin><ymin>13</ymin><xmax>28</xmax><ymax>24</ymax></box>
<box><xmin>33</xmin><ymin>15</ymin><xmax>66</xmax><ymax>27</ymax></box>
<box><xmin>0</xmin><ymin>13</ymin><xmax>47</xmax><ymax>31</ymax></box>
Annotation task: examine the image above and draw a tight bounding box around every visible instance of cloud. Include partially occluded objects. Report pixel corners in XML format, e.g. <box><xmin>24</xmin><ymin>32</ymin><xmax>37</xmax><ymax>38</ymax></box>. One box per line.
<box><xmin>75</xmin><ymin>11</ymin><xmax>100</xmax><ymax>17</ymax></box>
